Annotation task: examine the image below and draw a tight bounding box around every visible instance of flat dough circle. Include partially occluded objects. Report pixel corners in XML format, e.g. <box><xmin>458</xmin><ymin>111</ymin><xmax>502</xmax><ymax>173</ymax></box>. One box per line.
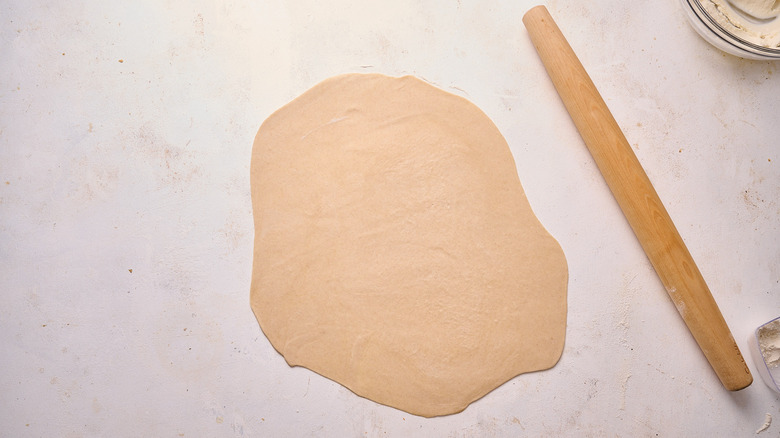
<box><xmin>250</xmin><ymin>73</ymin><xmax>567</xmax><ymax>417</ymax></box>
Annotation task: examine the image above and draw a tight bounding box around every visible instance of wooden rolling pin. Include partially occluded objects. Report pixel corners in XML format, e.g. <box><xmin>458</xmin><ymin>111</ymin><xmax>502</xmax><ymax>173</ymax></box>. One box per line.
<box><xmin>522</xmin><ymin>5</ymin><xmax>752</xmax><ymax>391</ymax></box>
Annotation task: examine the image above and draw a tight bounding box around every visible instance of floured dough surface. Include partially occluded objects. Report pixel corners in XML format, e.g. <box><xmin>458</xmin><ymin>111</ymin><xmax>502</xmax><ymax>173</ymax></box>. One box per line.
<box><xmin>250</xmin><ymin>73</ymin><xmax>567</xmax><ymax>417</ymax></box>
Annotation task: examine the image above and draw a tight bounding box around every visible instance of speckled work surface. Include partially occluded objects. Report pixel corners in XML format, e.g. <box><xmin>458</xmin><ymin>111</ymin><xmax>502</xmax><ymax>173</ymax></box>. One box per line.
<box><xmin>1</xmin><ymin>1</ymin><xmax>778</xmax><ymax>436</ymax></box>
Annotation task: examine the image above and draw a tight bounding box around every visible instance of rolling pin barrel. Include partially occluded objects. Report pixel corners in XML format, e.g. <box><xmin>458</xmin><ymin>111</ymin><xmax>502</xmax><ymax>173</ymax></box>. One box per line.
<box><xmin>522</xmin><ymin>5</ymin><xmax>752</xmax><ymax>391</ymax></box>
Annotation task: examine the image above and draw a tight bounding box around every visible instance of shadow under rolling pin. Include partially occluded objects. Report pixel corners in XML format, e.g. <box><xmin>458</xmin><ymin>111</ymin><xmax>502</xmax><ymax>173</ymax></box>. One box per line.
<box><xmin>522</xmin><ymin>5</ymin><xmax>752</xmax><ymax>391</ymax></box>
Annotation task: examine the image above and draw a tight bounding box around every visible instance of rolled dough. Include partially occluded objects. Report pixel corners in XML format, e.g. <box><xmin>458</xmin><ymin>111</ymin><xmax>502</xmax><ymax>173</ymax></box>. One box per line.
<box><xmin>250</xmin><ymin>73</ymin><xmax>567</xmax><ymax>417</ymax></box>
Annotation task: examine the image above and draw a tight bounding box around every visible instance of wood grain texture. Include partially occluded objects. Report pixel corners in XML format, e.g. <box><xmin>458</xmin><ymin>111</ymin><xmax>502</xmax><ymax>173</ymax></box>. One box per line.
<box><xmin>522</xmin><ymin>5</ymin><xmax>752</xmax><ymax>391</ymax></box>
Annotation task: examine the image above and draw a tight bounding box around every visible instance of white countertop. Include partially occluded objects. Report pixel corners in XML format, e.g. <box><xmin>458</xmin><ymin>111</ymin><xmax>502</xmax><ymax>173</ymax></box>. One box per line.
<box><xmin>1</xmin><ymin>1</ymin><xmax>778</xmax><ymax>436</ymax></box>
